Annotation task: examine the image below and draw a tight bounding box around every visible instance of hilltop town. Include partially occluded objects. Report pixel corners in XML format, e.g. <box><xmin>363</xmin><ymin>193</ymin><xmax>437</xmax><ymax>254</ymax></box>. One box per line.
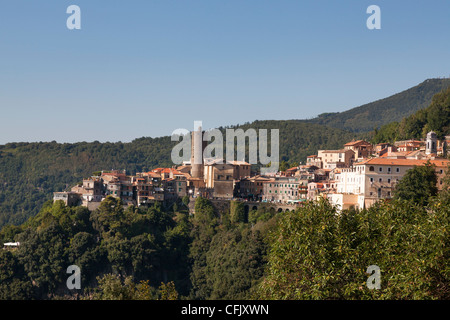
<box><xmin>54</xmin><ymin>131</ymin><xmax>450</xmax><ymax>212</ymax></box>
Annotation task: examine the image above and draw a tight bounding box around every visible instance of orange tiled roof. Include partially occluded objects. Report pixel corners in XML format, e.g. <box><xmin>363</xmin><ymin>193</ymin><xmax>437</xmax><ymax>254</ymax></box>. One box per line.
<box><xmin>344</xmin><ymin>140</ymin><xmax>371</xmax><ymax>146</ymax></box>
<box><xmin>360</xmin><ymin>158</ymin><xmax>449</xmax><ymax>167</ymax></box>
<box><xmin>146</xmin><ymin>172</ymin><xmax>161</xmax><ymax>177</ymax></box>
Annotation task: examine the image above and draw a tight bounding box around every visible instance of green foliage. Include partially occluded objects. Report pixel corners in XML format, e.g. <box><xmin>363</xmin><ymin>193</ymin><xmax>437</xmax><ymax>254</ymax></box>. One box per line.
<box><xmin>89</xmin><ymin>274</ymin><xmax>141</xmax><ymax>300</ymax></box>
<box><xmin>0</xmin><ymin>250</ymin><xmax>34</xmax><ymax>299</ymax></box>
<box><xmin>372</xmin><ymin>85</ymin><xmax>450</xmax><ymax>143</ymax></box>
<box><xmin>87</xmin><ymin>274</ymin><xmax>178</xmax><ymax>300</ymax></box>
<box><xmin>248</xmin><ymin>204</ymin><xmax>276</xmax><ymax>225</ymax></box>
<box><xmin>182</xmin><ymin>195</ymin><xmax>190</xmax><ymax>207</ymax></box>
<box><xmin>393</xmin><ymin>162</ymin><xmax>438</xmax><ymax>206</ymax></box>
<box><xmin>1</xmin><ymin>192</ymin><xmax>449</xmax><ymax>300</ymax></box>
<box><xmin>0</xmin><ymin>137</ymin><xmax>175</xmax><ymax>228</ymax></box>
<box><xmin>230</xmin><ymin>201</ymin><xmax>246</xmax><ymax>223</ymax></box>
<box><xmin>189</xmin><ymin>197</ymin><xmax>218</xmax><ymax>299</ymax></box>
<box><xmin>188</xmin><ymin>197</ymin><xmax>275</xmax><ymax>300</ymax></box>
<box><xmin>204</xmin><ymin>226</ymin><xmax>270</xmax><ymax>299</ymax></box>
<box><xmin>233</xmin><ymin>120</ymin><xmax>357</xmax><ymax>165</ymax></box>
<box><xmin>0</xmin><ymin>197</ymin><xmax>191</xmax><ymax>299</ymax></box>
<box><xmin>159</xmin><ymin>281</ymin><xmax>179</xmax><ymax>300</ymax></box>
<box><xmin>258</xmin><ymin>198</ymin><xmax>449</xmax><ymax>299</ymax></box>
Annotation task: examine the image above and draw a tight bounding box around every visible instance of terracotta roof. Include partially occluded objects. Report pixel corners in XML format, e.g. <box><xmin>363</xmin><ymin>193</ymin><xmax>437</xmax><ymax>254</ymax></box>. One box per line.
<box><xmin>146</xmin><ymin>172</ymin><xmax>161</xmax><ymax>177</ymax></box>
<box><xmin>319</xmin><ymin>149</ymin><xmax>347</xmax><ymax>153</ymax></box>
<box><xmin>344</xmin><ymin>140</ymin><xmax>371</xmax><ymax>146</ymax></box>
<box><xmin>358</xmin><ymin>158</ymin><xmax>449</xmax><ymax>167</ymax></box>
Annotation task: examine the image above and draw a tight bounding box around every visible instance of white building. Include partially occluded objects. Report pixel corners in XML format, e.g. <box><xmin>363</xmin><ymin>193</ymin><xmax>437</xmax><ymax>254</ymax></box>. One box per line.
<box><xmin>330</xmin><ymin>157</ymin><xmax>449</xmax><ymax>211</ymax></box>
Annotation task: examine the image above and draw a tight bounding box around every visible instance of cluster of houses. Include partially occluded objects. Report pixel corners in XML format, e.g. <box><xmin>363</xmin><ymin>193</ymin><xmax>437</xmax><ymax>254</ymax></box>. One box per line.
<box><xmin>54</xmin><ymin>131</ymin><xmax>449</xmax><ymax>212</ymax></box>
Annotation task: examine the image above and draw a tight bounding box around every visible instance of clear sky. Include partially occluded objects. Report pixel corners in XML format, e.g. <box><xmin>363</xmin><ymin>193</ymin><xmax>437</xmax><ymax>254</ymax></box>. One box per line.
<box><xmin>0</xmin><ymin>0</ymin><xmax>449</xmax><ymax>144</ymax></box>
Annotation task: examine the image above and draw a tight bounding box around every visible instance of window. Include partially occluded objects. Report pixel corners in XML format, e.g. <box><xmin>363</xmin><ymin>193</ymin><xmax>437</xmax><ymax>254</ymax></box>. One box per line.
<box><xmin>369</xmin><ymin>166</ymin><xmax>375</xmax><ymax>172</ymax></box>
<box><xmin>388</xmin><ymin>167</ymin><xmax>391</xmax><ymax>173</ymax></box>
<box><xmin>396</xmin><ymin>168</ymin><xmax>400</xmax><ymax>173</ymax></box>
<box><xmin>379</xmin><ymin>167</ymin><xmax>383</xmax><ymax>172</ymax></box>
<box><xmin>370</xmin><ymin>178</ymin><xmax>374</xmax><ymax>183</ymax></box>
<box><xmin>379</xmin><ymin>178</ymin><xmax>382</xmax><ymax>183</ymax></box>
<box><xmin>387</xmin><ymin>178</ymin><xmax>391</xmax><ymax>183</ymax></box>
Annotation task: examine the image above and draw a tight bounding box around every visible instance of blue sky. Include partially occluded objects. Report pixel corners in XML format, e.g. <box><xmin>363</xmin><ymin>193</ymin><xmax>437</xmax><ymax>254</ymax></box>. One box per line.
<box><xmin>0</xmin><ymin>0</ymin><xmax>449</xmax><ymax>144</ymax></box>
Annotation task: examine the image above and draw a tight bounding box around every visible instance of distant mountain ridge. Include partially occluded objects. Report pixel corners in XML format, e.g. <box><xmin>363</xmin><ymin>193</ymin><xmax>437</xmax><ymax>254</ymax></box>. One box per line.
<box><xmin>304</xmin><ymin>78</ymin><xmax>450</xmax><ymax>133</ymax></box>
<box><xmin>1</xmin><ymin>77</ymin><xmax>449</xmax><ymax>228</ymax></box>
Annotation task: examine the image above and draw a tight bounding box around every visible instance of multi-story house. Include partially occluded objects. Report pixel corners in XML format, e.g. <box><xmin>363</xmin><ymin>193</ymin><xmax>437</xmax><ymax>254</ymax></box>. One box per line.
<box><xmin>262</xmin><ymin>177</ymin><xmax>304</xmax><ymax>203</ymax></box>
<box><xmin>344</xmin><ymin>140</ymin><xmax>373</xmax><ymax>159</ymax></box>
<box><xmin>306</xmin><ymin>155</ymin><xmax>322</xmax><ymax>168</ymax></box>
<box><xmin>317</xmin><ymin>149</ymin><xmax>355</xmax><ymax>169</ymax></box>
<box><xmin>235</xmin><ymin>175</ymin><xmax>271</xmax><ymax>200</ymax></box>
<box><xmin>330</xmin><ymin>157</ymin><xmax>449</xmax><ymax>210</ymax></box>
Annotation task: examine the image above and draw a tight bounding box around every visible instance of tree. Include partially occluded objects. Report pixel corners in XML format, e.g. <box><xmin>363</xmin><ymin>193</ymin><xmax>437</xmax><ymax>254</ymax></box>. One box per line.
<box><xmin>437</xmin><ymin>164</ymin><xmax>450</xmax><ymax>206</ymax></box>
<box><xmin>182</xmin><ymin>195</ymin><xmax>190</xmax><ymax>207</ymax></box>
<box><xmin>90</xmin><ymin>274</ymin><xmax>137</xmax><ymax>300</ymax></box>
<box><xmin>393</xmin><ymin>162</ymin><xmax>438</xmax><ymax>206</ymax></box>
<box><xmin>230</xmin><ymin>201</ymin><xmax>246</xmax><ymax>223</ymax></box>
<box><xmin>204</xmin><ymin>227</ymin><xmax>268</xmax><ymax>299</ymax></box>
<box><xmin>257</xmin><ymin>198</ymin><xmax>449</xmax><ymax>299</ymax></box>
<box><xmin>0</xmin><ymin>250</ymin><xmax>34</xmax><ymax>299</ymax></box>
<box><xmin>159</xmin><ymin>281</ymin><xmax>179</xmax><ymax>300</ymax></box>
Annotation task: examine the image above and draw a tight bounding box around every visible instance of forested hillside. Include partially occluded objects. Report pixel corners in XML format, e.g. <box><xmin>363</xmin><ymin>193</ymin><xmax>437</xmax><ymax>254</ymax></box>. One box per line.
<box><xmin>0</xmin><ymin>123</ymin><xmax>356</xmax><ymax>228</ymax></box>
<box><xmin>1</xmin><ymin>178</ymin><xmax>448</xmax><ymax>300</ymax></box>
<box><xmin>306</xmin><ymin>78</ymin><xmax>450</xmax><ymax>133</ymax></box>
<box><xmin>0</xmin><ymin>196</ymin><xmax>277</xmax><ymax>299</ymax></box>
<box><xmin>0</xmin><ymin>138</ymin><xmax>174</xmax><ymax>227</ymax></box>
<box><xmin>371</xmin><ymin>85</ymin><xmax>450</xmax><ymax>143</ymax></box>
<box><xmin>1</xmin><ymin>78</ymin><xmax>449</xmax><ymax>228</ymax></box>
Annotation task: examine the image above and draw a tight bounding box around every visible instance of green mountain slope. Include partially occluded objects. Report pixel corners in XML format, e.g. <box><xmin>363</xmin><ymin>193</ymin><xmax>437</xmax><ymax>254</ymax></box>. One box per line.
<box><xmin>1</xmin><ymin>78</ymin><xmax>448</xmax><ymax>228</ymax></box>
<box><xmin>371</xmin><ymin>85</ymin><xmax>450</xmax><ymax>143</ymax></box>
<box><xmin>0</xmin><ymin>123</ymin><xmax>356</xmax><ymax>228</ymax></box>
<box><xmin>306</xmin><ymin>78</ymin><xmax>450</xmax><ymax>132</ymax></box>
<box><xmin>0</xmin><ymin>138</ymin><xmax>174</xmax><ymax>227</ymax></box>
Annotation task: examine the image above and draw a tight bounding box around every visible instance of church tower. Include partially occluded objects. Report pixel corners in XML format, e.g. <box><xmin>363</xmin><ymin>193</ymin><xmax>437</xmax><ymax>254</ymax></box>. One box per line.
<box><xmin>190</xmin><ymin>123</ymin><xmax>207</xmax><ymax>179</ymax></box>
<box><xmin>426</xmin><ymin>131</ymin><xmax>437</xmax><ymax>155</ymax></box>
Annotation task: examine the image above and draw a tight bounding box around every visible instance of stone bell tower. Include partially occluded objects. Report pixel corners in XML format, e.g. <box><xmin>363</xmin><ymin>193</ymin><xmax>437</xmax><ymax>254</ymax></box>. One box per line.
<box><xmin>190</xmin><ymin>122</ymin><xmax>207</xmax><ymax>179</ymax></box>
<box><xmin>426</xmin><ymin>131</ymin><xmax>437</xmax><ymax>155</ymax></box>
